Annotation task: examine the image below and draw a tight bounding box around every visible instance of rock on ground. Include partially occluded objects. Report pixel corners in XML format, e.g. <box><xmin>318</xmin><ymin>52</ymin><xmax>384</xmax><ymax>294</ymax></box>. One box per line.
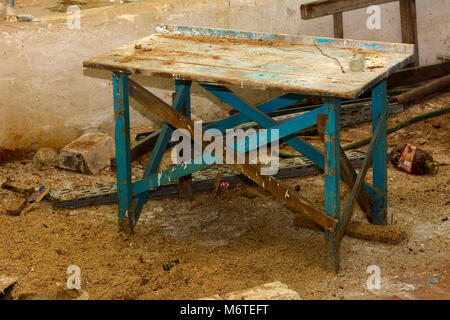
<box><xmin>58</xmin><ymin>133</ymin><xmax>115</xmax><ymax>175</ymax></box>
<box><xmin>200</xmin><ymin>281</ymin><xmax>301</xmax><ymax>300</ymax></box>
<box><xmin>33</xmin><ymin>147</ymin><xmax>58</xmax><ymax>170</ymax></box>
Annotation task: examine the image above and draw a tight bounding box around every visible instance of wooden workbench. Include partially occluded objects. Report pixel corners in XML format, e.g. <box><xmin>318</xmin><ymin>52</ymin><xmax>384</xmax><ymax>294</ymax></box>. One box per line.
<box><xmin>83</xmin><ymin>24</ymin><xmax>415</xmax><ymax>272</ymax></box>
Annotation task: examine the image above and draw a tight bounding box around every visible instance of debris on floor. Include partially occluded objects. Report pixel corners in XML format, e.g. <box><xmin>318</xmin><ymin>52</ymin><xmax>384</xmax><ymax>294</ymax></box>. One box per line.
<box><xmin>33</xmin><ymin>147</ymin><xmax>58</xmax><ymax>170</ymax></box>
<box><xmin>0</xmin><ymin>275</ymin><xmax>18</xmax><ymax>297</ymax></box>
<box><xmin>293</xmin><ymin>215</ymin><xmax>407</xmax><ymax>244</ymax></box>
<box><xmin>22</xmin><ymin>186</ymin><xmax>50</xmax><ymax>214</ymax></box>
<box><xmin>58</xmin><ymin>133</ymin><xmax>115</xmax><ymax>175</ymax></box>
<box><xmin>163</xmin><ymin>258</ymin><xmax>180</xmax><ymax>272</ymax></box>
<box><xmin>0</xmin><ymin>190</ymin><xmax>27</xmax><ymax>216</ymax></box>
<box><xmin>201</xmin><ymin>281</ymin><xmax>301</xmax><ymax>300</ymax></box>
<box><xmin>0</xmin><ymin>1</ymin><xmax>449</xmax><ymax>302</ymax></box>
<box><xmin>390</xmin><ymin>143</ymin><xmax>437</xmax><ymax>175</ymax></box>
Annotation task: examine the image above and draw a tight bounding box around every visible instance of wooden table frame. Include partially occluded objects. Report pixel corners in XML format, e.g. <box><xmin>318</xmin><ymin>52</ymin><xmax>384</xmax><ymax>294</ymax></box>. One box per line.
<box><xmin>111</xmin><ymin>73</ymin><xmax>388</xmax><ymax>272</ymax></box>
<box><xmin>84</xmin><ymin>25</ymin><xmax>415</xmax><ymax>272</ymax></box>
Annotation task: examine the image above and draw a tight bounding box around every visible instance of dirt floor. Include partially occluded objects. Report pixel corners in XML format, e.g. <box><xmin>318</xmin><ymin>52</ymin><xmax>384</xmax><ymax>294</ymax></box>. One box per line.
<box><xmin>0</xmin><ymin>92</ymin><xmax>449</xmax><ymax>300</ymax></box>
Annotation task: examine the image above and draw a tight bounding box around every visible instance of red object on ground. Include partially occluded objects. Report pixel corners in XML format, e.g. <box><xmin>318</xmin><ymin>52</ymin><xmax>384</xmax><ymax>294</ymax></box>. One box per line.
<box><xmin>219</xmin><ymin>181</ymin><xmax>230</xmax><ymax>190</ymax></box>
<box><xmin>390</xmin><ymin>143</ymin><xmax>435</xmax><ymax>175</ymax></box>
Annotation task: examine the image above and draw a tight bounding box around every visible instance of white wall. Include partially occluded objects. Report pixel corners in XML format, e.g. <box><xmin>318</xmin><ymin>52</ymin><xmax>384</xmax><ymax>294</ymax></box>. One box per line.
<box><xmin>0</xmin><ymin>0</ymin><xmax>448</xmax><ymax>149</ymax></box>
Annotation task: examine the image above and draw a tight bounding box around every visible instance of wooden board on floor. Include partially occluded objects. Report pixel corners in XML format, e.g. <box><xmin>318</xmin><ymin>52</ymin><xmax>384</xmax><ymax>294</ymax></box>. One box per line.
<box><xmin>83</xmin><ymin>24</ymin><xmax>414</xmax><ymax>99</ymax></box>
<box><xmin>387</xmin><ymin>61</ymin><xmax>450</xmax><ymax>88</ymax></box>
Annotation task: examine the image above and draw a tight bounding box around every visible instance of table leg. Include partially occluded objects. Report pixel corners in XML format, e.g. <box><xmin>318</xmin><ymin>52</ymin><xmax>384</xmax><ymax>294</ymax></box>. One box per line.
<box><xmin>324</xmin><ymin>98</ymin><xmax>341</xmax><ymax>272</ymax></box>
<box><xmin>371</xmin><ymin>80</ymin><xmax>388</xmax><ymax>225</ymax></box>
<box><xmin>113</xmin><ymin>72</ymin><xmax>133</xmax><ymax>230</ymax></box>
<box><xmin>177</xmin><ymin>81</ymin><xmax>193</xmax><ymax>200</ymax></box>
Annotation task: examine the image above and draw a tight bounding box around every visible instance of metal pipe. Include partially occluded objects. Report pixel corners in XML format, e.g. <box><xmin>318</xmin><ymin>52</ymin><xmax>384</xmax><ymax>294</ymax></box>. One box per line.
<box><xmin>5</xmin><ymin>0</ymin><xmax>15</xmax><ymax>20</ymax></box>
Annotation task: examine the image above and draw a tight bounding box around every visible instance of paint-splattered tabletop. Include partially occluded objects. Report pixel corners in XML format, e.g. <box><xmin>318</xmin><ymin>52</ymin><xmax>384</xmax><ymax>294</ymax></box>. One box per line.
<box><xmin>83</xmin><ymin>24</ymin><xmax>415</xmax><ymax>99</ymax></box>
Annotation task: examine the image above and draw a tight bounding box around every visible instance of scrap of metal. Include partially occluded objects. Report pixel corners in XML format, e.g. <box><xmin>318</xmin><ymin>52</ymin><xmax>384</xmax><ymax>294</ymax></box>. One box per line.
<box><xmin>49</xmin><ymin>151</ymin><xmax>367</xmax><ymax>208</ymax></box>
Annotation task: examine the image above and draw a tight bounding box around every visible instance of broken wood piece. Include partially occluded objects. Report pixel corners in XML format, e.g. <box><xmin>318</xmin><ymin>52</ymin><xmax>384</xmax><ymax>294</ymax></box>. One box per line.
<box><xmin>22</xmin><ymin>186</ymin><xmax>50</xmax><ymax>214</ymax></box>
<box><xmin>1</xmin><ymin>180</ymin><xmax>34</xmax><ymax>195</ymax></box>
<box><xmin>6</xmin><ymin>198</ymin><xmax>27</xmax><ymax>216</ymax></box>
<box><xmin>393</xmin><ymin>74</ymin><xmax>450</xmax><ymax>105</ymax></box>
<box><xmin>293</xmin><ymin>215</ymin><xmax>406</xmax><ymax>244</ymax></box>
<box><xmin>200</xmin><ymin>281</ymin><xmax>301</xmax><ymax>300</ymax></box>
<box><xmin>387</xmin><ymin>61</ymin><xmax>450</xmax><ymax>89</ymax></box>
<box><xmin>0</xmin><ymin>190</ymin><xmax>27</xmax><ymax>216</ymax></box>
<box><xmin>0</xmin><ymin>275</ymin><xmax>18</xmax><ymax>295</ymax></box>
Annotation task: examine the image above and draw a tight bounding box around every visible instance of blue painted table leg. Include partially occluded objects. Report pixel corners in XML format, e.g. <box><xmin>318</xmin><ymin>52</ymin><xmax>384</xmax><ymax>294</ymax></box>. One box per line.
<box><xmin>113</xmin><ymin>72</ymin><xmax>133</xmax><ymax>230</ymax></box>
<box><xmin>177</xmin><ymin>80</ymin><xmax>193</xmax><ymax>199</ymax></box>
<box><xmin>371</xmin><ymin>80</ymin><xmax>388</xmax><ymax>225</ymax></box>
<box><xmin>324</xmin><ymin>98</ymin><xmax>341</xmax><ymax>272</ymax></box>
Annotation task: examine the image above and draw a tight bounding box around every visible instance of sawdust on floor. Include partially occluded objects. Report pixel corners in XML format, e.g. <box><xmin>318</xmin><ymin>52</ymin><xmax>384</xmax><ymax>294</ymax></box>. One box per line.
<box><xmin>0</xmin><ymin>93</ymin><xmax>449</xmax><ymax>300</ymax></box>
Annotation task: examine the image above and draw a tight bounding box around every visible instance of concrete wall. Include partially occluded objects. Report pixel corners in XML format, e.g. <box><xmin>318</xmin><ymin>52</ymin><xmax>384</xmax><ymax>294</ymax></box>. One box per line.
<box><xmin>0</xmin><ymin>0</ymin><xmax>448</xmax><ymax>149</ymax></box>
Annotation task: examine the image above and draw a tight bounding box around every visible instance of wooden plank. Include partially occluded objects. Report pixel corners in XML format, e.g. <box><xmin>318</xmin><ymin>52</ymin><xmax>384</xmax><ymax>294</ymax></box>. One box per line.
<box><xmin>393</xmin><ymin>74</ymin><xmax>450</xmax><ymax>105</ymax></box>
<box><xmin>333</xmin><ymin>12</ymin><xmax>344</xmax><ymax>38</ymax></box>
<box><xmin>399</xmin><ymin>0</ymin><xmax>418</xmax><ymax>66</ymax></box>
<box><xmin>301</xmin><ymin>0</ymin><xmax>398</xmax><ymax>20</ymax></box>
<box><xmin>128</xmin><ymin>79</ymin><xmax>338</xmax><ymax>232</ymax></box>
<box><xmin>387</xmin><ymin>61</ymin><xmax>450</xmax><ymax>88</ymax></box>
<box><xmin>83</xmin><ymin>25</ymin><xmax>414</xmax><ymax>99</ymax></box>
<box><xmin>337</xmin><ymin>106</ymin><xmax>387</xmax><ymax>244</ymax></box>
<box><xmin>339</xmin><ymin>146</ymin><xmax>374</xmax><ymax>222</ymax></box>
<box><xmin>22</xmin><ymin>186</ymin><xmax>50</xmax><ymax>215</ymax></box>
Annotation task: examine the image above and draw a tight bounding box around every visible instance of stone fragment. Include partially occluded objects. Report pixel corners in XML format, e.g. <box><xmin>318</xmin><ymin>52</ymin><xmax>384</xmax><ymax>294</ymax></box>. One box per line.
<box><xmin>58</xmin><ymin>133</ymin><xmax>115</xmax><ymax>175</ymax></box>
